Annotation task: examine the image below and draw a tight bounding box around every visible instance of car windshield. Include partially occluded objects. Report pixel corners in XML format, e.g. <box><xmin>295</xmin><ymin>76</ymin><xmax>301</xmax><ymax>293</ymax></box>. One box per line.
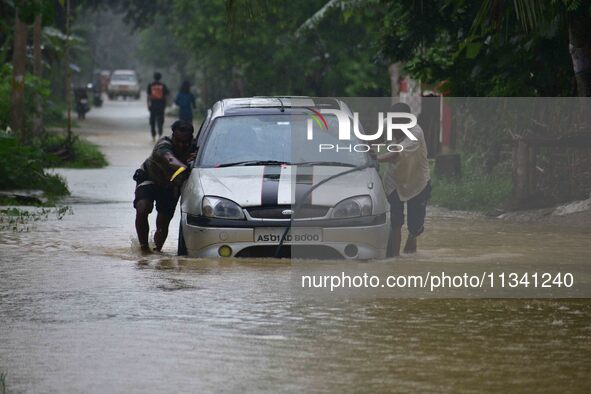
<box><xmin>111</xmin><ymin>74</ymin><xmax>137</xmax><ymax>82</ymax></box>
<box><xmin>199</xmin><ymin>114</ymin><xmax>369</xmax><ymax>168</ymax></box>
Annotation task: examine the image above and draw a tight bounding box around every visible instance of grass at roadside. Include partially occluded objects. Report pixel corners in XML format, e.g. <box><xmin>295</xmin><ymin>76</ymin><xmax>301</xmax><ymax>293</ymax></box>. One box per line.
<box><xmin>0</xmin><ymin>136</ymin><xmax>69</xmax><ymax>203</ymax></box>
<box><xmin>430</xmin><ymin>155</ymin><xmax>512</xmax><ymax>211</ymax></box>
<box><xmin>0</xmin><ymin>130</ymin><xmax>107</xmax><ymax>206</ymax></box>
<box><xmin>42</xmin><ymin>133</ymin><xmax>107</xmax><ymax>168</ymax></box>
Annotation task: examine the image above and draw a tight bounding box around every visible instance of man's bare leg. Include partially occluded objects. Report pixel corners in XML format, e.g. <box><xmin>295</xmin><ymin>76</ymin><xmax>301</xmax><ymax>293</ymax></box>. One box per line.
<box><xmin>403</xmin><ymin>234</ymin><xmax>417</xmax><ymax>253</ymax></box>
<box><xmin>154</xmin><ymin>213</ymin><xmax>173</xmax><ymax>251</ymax></box>
<box><xmin>135</xmin><ymin>200</ymin><xmax>152</xmax><ymax>252</ymax></box>
<box><xmin>388</xmin><ymin>226</ymin><xmax>402</xmax><ymax>257</ymax></box>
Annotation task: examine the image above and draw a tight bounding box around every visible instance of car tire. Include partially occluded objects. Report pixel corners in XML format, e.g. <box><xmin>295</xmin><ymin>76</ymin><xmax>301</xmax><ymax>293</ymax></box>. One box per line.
<box><xmin>177</xmin><ymin>221</ymin><xmax>187</xmax><ymax>256</ymax></box>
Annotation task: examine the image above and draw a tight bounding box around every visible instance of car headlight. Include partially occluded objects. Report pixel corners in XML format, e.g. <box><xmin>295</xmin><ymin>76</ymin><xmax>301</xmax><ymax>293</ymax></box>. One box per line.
<box><xmin>332</xmin><ymin>195</ymin><xmax>372</xmax><ymax>219</ymax></box>
<box><xmin>202</xmin><ymin>196</ymin><xmax>245</xmax><ymax>219</ymax></box>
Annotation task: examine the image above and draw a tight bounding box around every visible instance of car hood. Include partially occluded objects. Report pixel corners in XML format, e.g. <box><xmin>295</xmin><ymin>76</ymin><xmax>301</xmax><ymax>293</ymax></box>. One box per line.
<box><xmin>189</xmin><ymin>165</ymin><xmax>380</xmax><ymax>208</ymax></box>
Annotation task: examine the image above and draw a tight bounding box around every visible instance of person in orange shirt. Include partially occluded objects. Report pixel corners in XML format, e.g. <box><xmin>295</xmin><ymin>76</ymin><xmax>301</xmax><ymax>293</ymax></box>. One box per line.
<box><xmin>147</xmin><ymin>72</ymin><xmax>170</xmax><ymax>141</ymax></box>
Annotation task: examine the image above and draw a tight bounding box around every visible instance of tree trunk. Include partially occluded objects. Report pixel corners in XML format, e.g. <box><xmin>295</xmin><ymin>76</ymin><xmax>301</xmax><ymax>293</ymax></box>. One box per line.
<box><xmin>33</xmin><ymin>13</ymin><xmax>43</xmax><ymax>137</ymax></box>
<box><xmin>388</xmin><ymin>63</ymin><xmax>401</xmax><ymax>101</ymax></box>
<box><xmin>568</xmin><ymin>12</ymin><xmax>591</xmax><ymax>97</ymax></box>
<box><xmin>65</xmin><ymin>0</ymin><xmax>72</xmax><ymax>145</ymax></box>
<box><xmin>10</xmin><ymin>3</ymin><xmax>28</xmax><ymax>141</ymax></box>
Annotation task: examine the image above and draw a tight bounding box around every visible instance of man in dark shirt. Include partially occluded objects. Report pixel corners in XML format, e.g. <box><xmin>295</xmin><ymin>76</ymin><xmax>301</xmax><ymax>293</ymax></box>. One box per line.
<box><xmin>133</xmin><ymin>120</ymin><xmax>195</xmax><ymax>252</ymax></box>
<box><xmin>147</xmin><ymin>72</ymin><xmax>170</xmax><ymax>141</ymax></box>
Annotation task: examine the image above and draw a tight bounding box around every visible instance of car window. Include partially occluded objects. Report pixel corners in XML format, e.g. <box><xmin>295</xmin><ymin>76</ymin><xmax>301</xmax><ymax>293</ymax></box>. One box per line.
<box><xmin>111</xmin><ymin>74</ymin><xmax>137</xmax><ymax>82</ymax></box>
<box><xmin>199</xmin><ymin>114</ymin><xmax>368</xmax><ymax>167</ymax></box>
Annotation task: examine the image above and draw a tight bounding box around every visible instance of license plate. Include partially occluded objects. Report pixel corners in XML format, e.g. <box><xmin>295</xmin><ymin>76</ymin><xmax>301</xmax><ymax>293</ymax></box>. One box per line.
<box><xmin>254</xmin><ymin>228</ymin><xmax>322</xmax><ymax>243</ymax></box>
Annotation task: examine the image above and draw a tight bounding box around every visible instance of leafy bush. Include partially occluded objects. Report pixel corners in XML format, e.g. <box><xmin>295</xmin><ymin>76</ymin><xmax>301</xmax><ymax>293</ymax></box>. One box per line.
<box><xmin>0</xmin><ymin>63</ymin><xmax>65</xmax><ymax>132</ymax></box>
<box><xmin>0</xmin><ymin>135</ymin><xmax>68</xmax><ymax>197</ymax></box>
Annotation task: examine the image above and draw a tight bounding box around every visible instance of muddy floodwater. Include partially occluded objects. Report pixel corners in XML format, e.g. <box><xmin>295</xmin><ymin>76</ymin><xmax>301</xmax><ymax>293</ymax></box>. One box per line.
<box><xmin>1</xmin><ymin>98</ymin><xmax>590</xmax><ymax>393</ymax></box>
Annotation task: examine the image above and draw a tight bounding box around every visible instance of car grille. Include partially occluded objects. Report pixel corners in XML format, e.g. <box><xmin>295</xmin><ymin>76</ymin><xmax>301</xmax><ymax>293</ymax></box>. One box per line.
<box><xmin>246</xmin><ymin>205</ymin><xmax>329</xmax><ymax>219</ymax></box>
<box><xmin>235</xmin><ymin>245</ymin><xmax>344</xmax><ymax>259</ymax></box>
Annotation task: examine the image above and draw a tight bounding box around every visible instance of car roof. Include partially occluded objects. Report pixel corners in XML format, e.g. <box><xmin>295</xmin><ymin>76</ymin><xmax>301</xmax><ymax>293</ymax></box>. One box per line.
<box><xmin>212</xmin><ymin>97</ymin><xmax>351</xmax><ymax>118</ymax></box>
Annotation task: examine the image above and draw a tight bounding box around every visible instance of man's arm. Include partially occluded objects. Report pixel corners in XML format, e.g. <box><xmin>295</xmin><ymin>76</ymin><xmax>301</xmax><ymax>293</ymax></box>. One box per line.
<box><xmin>378</xmin><ymin>126</ymin><xmax>422</xmax><ymax>162</ymax></box>
<box><xmin>162</xmin><ymin>151</ymin><xmax>187</xmax><ymax>170</ymax></box>
<box><xmin>146</xmin><ymin>83</ymin><xmax>151</xmax><ymax>108</ymax></box>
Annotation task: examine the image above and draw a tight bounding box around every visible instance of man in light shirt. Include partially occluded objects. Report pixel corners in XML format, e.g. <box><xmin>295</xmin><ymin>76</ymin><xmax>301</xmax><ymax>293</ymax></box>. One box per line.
<box><xmin>378</xmin><ymin>102</ymin><xmax>431</xmax><ymax>257</ymax></box>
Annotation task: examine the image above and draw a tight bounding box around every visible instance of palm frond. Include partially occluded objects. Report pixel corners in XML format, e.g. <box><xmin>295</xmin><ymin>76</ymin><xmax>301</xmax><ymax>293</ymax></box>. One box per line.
<box><xmin>295</xmin><ymin>0</ymin><xmax>375</xmax><ymax>36</ymax></box>
<box><xmin>473</xmin><ymin>0</ymin><xmax>551</xmax><ymax>33</ymax></box>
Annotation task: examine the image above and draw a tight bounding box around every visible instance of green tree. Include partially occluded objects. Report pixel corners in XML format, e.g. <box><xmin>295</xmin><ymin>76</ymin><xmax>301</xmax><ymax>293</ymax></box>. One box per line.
<box><xmin>473</xmin><ymin>0</ymin><xmax>591</xmax><ymax>96</ymax></box>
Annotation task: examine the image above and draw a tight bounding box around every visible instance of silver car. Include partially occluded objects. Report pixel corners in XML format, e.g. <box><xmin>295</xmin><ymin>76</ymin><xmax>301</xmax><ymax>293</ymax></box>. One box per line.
<box><xmin>107</xmin><ymin>70</ymin><xmax>140</xmax><ymax>100</ymax></box>
<box><xmin>178</xmin><ymin>97</ymin><xmax>390</xmax><ymax>259</ymax></box>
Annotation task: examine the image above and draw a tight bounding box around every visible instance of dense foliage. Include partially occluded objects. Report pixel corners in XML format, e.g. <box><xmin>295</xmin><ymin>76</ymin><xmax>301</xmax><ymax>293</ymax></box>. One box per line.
<box><xmin>0</xmin><ymin>135</ymin><xmax>68</xmax><ymax>196</ymax></box>
<box><xmin>379</xmin><ymin>0</ymin><xmax>585</xmax><ymax>96</ymax></box>
<box><xmin>131</xmin><ymin>0</ymin><xmax>391</xmax><ymax>106</ymax></box>
<box><xmin>94</xmin><ymin>0</ymin><xmax>590</xmax><ymax>100</ymax></box>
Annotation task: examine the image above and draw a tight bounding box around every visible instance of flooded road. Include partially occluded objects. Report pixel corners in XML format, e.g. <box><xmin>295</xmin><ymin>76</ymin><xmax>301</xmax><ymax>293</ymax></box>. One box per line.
<box><xmin>1</xmin><ymin>98</ymin><xmax>590</xmax><ymax>393</ymax></box>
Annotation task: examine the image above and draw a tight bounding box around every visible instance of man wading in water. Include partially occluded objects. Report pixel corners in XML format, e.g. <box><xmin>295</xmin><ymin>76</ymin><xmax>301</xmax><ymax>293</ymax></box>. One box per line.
<box><xmin>133</xmin><ymin>121</ymin><xmax>195</xmax><ymax>252</ymax></box>
<box><xmin>378</xmin><ymin>102</ymin><xmax>431</xmax><ymax>257</ymax></box>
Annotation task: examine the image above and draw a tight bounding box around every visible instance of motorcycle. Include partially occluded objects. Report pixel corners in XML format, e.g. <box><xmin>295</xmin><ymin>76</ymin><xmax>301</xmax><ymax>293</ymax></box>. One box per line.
<box><xmin>93</xmin><ymin>90</ymin><xmax>103</xmax><ymax>107</ymax></box>
<box><xmin>88</xmin><ymin>82</ymin><xmax>103</xmax><ymax>107</ymax></box>
<box><xmin>74</xmin><ymin>87</ymin><xmax>90</xmax><ymax>120</ymax></box>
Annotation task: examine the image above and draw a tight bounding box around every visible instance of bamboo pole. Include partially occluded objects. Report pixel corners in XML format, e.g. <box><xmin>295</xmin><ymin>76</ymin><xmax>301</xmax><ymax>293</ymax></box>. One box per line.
<box><xmin>65</xmin><ymin>0</ymin><xmax>72</xmax><ymax>146</ymax></box>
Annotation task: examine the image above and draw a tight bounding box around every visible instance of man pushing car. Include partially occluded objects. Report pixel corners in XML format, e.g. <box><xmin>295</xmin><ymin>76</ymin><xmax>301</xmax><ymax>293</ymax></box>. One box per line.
<box><xmin>133</xmin><ymin>120</ymin><xmax>195</xmax><ymax>253</ymax></box>
<box><xmin>378</xmin><ymin>102</ymin><xmax>431</xmax><ymax>257</ymax></box>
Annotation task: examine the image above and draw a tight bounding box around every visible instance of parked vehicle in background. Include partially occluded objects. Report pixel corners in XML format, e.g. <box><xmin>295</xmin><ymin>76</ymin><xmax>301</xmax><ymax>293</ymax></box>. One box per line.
<box><xmin>107</xmin><ymin>70</ymin><xmax>140</xmax><ymax>100</ymax></box>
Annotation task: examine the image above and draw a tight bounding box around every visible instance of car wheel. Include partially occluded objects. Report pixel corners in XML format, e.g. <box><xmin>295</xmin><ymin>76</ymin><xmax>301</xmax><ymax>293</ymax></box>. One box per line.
<box><xmin>177</xmin><ymin>221</ymin><xmax>187</xmax><ymax>256</ymax></box>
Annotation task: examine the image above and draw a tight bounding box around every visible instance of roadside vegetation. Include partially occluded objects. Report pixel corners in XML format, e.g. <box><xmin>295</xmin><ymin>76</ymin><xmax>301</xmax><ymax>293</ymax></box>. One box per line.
<box><xmin>42</xmin><ymin>134</ymin><xmax>107</xmax><ymax>168</ymax></box>
<box><xmin>0</xmin><ymin>131</ymin><xmax>106</xmax><ymax>206</ymax></box>
<box><xmin>0</xmin><ymin>49</ymin><xmax>106</xmax><ymax>206</ymax></box>
<box><xmin>0</xmin><ymin>371</ymin><xmax>6</xmax><ymax>394</ymax></box>
<box><xmin>430</xmin><ymin>156</ymin><xmax>512</xmax><ymax>212</ymax></box>
<box><xmin>0</xmin><ymin>133</ymin><xmax>68</xmax><ymax>202</ymax></box>
<box><xmin>0</xmin><ymin>206</ymin><xmax>72</xmax><ymax>231</ymax></box>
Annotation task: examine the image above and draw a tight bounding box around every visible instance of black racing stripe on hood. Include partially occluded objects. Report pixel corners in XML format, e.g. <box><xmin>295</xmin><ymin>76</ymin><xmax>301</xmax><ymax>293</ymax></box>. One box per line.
<box><xmin>261</xmin><ymin>166</ymin><xmax>281</xmax><ymax>206</ymax></box>
<box><xmin>295</xmin><ymin>165</ymin><xmax>313</xmax><ymax>206</ymax></box>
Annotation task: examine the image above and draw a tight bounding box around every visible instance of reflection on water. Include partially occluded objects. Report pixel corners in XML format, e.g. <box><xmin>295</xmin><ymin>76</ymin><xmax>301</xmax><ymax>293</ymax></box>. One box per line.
<box><xmin>1</xmin><ymin>98</ymin><xmax>590</xmax><ymax>393</ymax></box>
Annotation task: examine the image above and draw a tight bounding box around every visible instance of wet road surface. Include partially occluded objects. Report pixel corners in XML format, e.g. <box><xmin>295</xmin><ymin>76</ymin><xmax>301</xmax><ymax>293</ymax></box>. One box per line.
<box><xmin>1</xmin><ymin>97</ymin><xmax>590</xmax><ymax>393</ymax></box>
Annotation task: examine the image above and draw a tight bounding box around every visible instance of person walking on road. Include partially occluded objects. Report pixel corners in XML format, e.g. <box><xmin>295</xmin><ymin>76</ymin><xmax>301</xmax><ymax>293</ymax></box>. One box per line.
<box><xmin>175</xmin><ymin>81</ymin><xmax>197</xmax><ymax>124</ymax></box>
<box><xmin>378</xmin><ymin>102</ymin><xmax>431</xmax><ymax>257</ymax></box>
<box><xmin>133</xmin><ymin>120</ymin><xmax>195</xmax><ymax>253</ymax></box>
<box><xmin>147</xmin><ymin>72</ymin><xmax>169</xmax><ymax>141</ymax></box>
